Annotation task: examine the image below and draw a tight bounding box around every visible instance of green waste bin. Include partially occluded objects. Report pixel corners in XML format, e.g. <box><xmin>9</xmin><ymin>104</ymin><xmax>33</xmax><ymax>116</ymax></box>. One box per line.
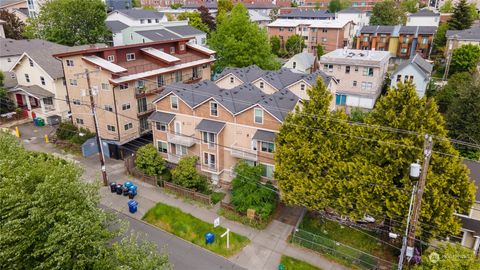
<box><xmin>37</xmin><ymin>118</ymin><xmax>45</xmax><ymax>126</ymax></box>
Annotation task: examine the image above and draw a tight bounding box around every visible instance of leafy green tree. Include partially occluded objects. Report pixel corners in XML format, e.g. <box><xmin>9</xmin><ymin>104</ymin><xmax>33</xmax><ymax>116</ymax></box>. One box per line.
<box><xmin>370</xmin><ymin>0</ymin><xmax>406</xmax><ymax>25</ymax></box>
<box><xmin>178</xmin><ymin>12</ymin><xmax>210</xmax><ymax>34</ymax></box>
<box><xmin>24</xmin><ymin>0</ymin><xmax>109</xmax><ymax>46</ymax></box>
<box><xmin>401</xmin><ymin>0</ymin><xmax>418</xmax><ymax>13</ymax></box>
<box><xmin>316</xmin><ymin>44</ymin><xmax>325</xmax><ymax>58</ymax></box>
<box><xmin>434</xmin><ymin>72</ymin><xmax>471</xmax><ymax>113</ymax></box>
<box><xmin>231</xmin><ymin>160</ymin><xmax>277</xmax><ymax>219</ymax></box>
<box><xmin>275</xmin><ymin>80</ymin><xmax>475</xmax><ymax>240</ymax></box>
<box><xmin>208</xmin><ymin>4</ymin><xmax>280</xmax><ymax>71</ymax></box>
<box><xmin>135</xmin><ymin>144</ymin><xmax>166</xmax><ymax>176</ymax></box>
<box><xmin>285</xmin><ymin>34</ymin><xmax>305</xmax><ymax>56</ymax></box>
<box><xmin>444</xmin><ymin>75</ymin><xmax>480</xmax><ymax>153</ymax></box>
<box><xmin>198</xmin><ymin>5</ymin><xmax>216</xmax><ymax>31</ymax></box>
<box><xmin>270</xmin><ymin>36</ymin><xmax>281</xmax><ymax>56</ymax></box>
<box><xmin>132</xmin><ymin>0</ymin><xmax>141</xmax><ymax>7</ymax></box>
<box><xmin>440</xmin><ymin>0</ymin><xmax>454</xmax><ymax>13</ymax></box>
<box><xmin>0</xmin><ymin>72</ymin><xmax>16</xmax><ymax>114</ymax></box>
<box><xmin>216</xmin><ymin>0</ymin><xmax>233</xmax><ymax>24</ymax></box>
<box><xmin>0</xmin><ymin>9</ymin><xmax>25</xmax><ymax>39</ymax></box>
<box><xmin>170</xmin><ymin>3</ymin><xmax>183</xmax><ymax>9</ymax></box>
<box><xmin>413</xmin><ymin>243</ymin><xmax>480</xmax><ymax>270</ymax></box>
<box><xmin>171</xmin><ymin>156</ymin><xmax>209</xmax><ymax>192</ymax></box>
<box><xmin>433</xmin><ymin>23</ymin><xmax>448</xmax><ymax>54</ymax></box>
<box><xmin>449</xmin><ymin>0</ymin><xmax>474</xmax><ymax>30</ymax></box>
<box><xmin>269</xmin><ymin>7</ymin><xmax>279</xmax><ymax>20</ymax></box>
<box><xmin>469</xmin><ymin>3</ymin><xmax>479</xmax><ymax>20</ymax></box>
<box><xmin>0</xmin><ymin>132</ymin><xmax>171</xmax><ymax>269</ymax></box>
<box><xmin>328</xmin><ymin>0</ymin><xmax>351</xmax><ymax>13</ymax></box>
<box><xmin>449</xmin><ymin>44</ymin><xmax>480</xmax><ymax>76</ymax></box>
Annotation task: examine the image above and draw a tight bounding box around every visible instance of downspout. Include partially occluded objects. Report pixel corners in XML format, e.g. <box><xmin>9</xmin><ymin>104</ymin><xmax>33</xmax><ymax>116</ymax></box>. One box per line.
<box><xmin>59</xmin><ymin>59</ymin><xmax>73</xmax><ymax>124</ymax></box>
<box><xmin>112</xmin><ymin>85</ymin><xmax>121</xmax><ymax>142</ymax></box>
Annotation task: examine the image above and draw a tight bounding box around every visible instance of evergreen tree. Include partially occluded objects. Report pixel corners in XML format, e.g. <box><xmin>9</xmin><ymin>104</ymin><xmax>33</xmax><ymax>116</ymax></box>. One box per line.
<box><xmin>316</xmin><ymin>44</ymin><xmax>325</xmax><ymax>58</ymax></box>
<box><xmin>413</xmin><ymin>243</ymin><xmax>480</xmax><ymax>270</ymax></box>
<box><xmin>270</xmin><ymin>36</ymin><xmax>281</xmax><ymax>56</ymax></box>
<box><xmin>208</xmin><ymin>4</ymin><xmax>280</xmax><ymax>70</ymax></box>
<box><xmin>198</xmin><ymin>5</ymin><xmax>216</xmax><ymax>31</ymax></box>
<box><xmin>400</xmin><ymin>0</ymin><xmax>418</xmax><ymax>13</ymax></box>
<box><xmin>328</xmin><ymin>0</ymin><xmax>351</xmax><ymax>13</ymax></box>
<box><xmin>440</xmin><ymin>0</ymin><xmax>454</xmax><ymax>13</ymax></box>
<box><xmin>449</xmin><ymin>0</ymin><xmax>474</xmax><ymax>30</ymax></box>
<box><xmin>24</xmin><ymin>0</ymin><xmax>109</xmax><ymax>46</ymax></box>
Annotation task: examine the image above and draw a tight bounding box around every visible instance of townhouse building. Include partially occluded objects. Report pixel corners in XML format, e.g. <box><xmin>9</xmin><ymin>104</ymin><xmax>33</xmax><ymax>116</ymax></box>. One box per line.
<box><xmin>356</xmin><ymin>25</ymin><xmax>437</xmax><ymax>59</ymax></box>
<box><xmin>299</xmin><ymin>0</ymin><xmax>383</xmax><ymax>11</ymax></box>
<box><xmin>445</xmin><ymin>28</ymin><xmax>480</xmax><ymax>57</ymax></box>
<box><xmin>106</xmin><ymin>9</ymin><xmax>168</xmax><ymax>27</ymax></box>
<box><xmin>267</xmin><ymin>19</ymin><xmax>355</xmax><ymax>55</ymax></box>
<box><xmin>150</xmin><ymin>65</ymin><xmax>336</xmax><ymax>185</ymax></box>
<box><xmin>182</xmin><ymin>1</ymin><xmax>277</xmax><ymax>15</ymax></box>
<box><xmin>390</xmin><ymin>54</ymin><xmax>433</xmax><ymax>98</ymax></box>
<box><xmin>54</xmin><ymin>39</ymin><xmax>215</xmax><ymax>158</ymax></box>
<box><xmin>320</xmin><ymin>49</ymin><xmax>391</xmax><ymax>109</ymax></box>
<box><xmin>277</xmin><ymin>9</ymin><xmax>335</xmax><ymax>20</ymax></box>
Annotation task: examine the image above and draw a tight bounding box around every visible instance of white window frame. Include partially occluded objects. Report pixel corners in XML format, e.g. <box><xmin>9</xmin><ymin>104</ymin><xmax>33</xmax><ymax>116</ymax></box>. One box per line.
<box><xmin>300</xmin><ymin>84</ymin><xmax>305</xmax><ymax>91</ymax></box>
<box><xmin>122</xmin><ymin>103</ymin><xmax>131</xmax><ymax>110</ymax></box>
<box><xmin>25</xmin><ymin>74</ymin><xmax>30</xmax><ymax>83</ymax></box>
<box><xmin>124</xmin><ymin>123</ymin><xmax>133</xmax><ymax>130</ymax></box>
<box><xmin>66</xmin><ymin>59</ymin><xmax>74</xmax><ymax>66</ymax></box>
<box><xmin>107</xmin><ymin>125</ymin><xmax>116</xmax><ymax>132</ymax></box>
<box><xmin>259</xmin><ymin>81</ymin><xmax>264</xmax><ymax>89</ymax></box>
<box><xmin>170</xmin><ymin>47</ymin><xmax>175</xmax><ymax>54</ymax></box>
<box><xmin>126</xmin><ymin>53</ymin><xmax>136</xmax><ymax>61</ymax></box>
<box><xmin>170</xmin><ymin>95</ymin><xmax>178</xmax><ymax>109</ymax></box>
<box><xmin>260</xmin><ymin>141</ymin><xmax>275</xmax><ymax>153</ymax></box>
<box><xmin>76</xmin><ymin>118</ymin><xmax>84</xmax><ymax>124</ymax></box>
<box><xmin>261</xmin><ymin>163</ymin><xmax>274</xmax><ymax>179</ymax></box>
<box><xmin>157</xmin><ymin>140</ymin><xmax>168</xmax><ymax>153</ymax></box>
<box><xmin>39</xmin><ymin>76</ymin><xmax>45</xmax><ymax>85</ymax></box>
<box><xmin>29</xmin><ymin>58</ymin><xmax>34</xmax><ymax>67</ymax></box>
<box><xmin>107</xmin><ymin>55</ymin><xmax>115</xmax><ymax>62</ymax></box>
<box><xmin>156</xmin><ymin>122</ymin><xmax>167</xmax><ymax>132</ymax></box>
<box><xmin>210</xmin><ymin>101</ymin><xmax>218</xmax><ymax>117</ymax></box>
<box><xmin>254</xmin><ymin>108</ymin><xmax>263</xmax><ymax>124</ymax></box>
<box><xmin>69</xmin><ymin>79</ymin><xmax>77</xmax><ymax>86</ymax></box>
<box><xmin>230</xmin><ymin>76</ymin><xmax>234</xmax><ymax>84</ymax></box>
<box><xmin>104</xmin><ymin>105</ymin><xmax>113</xmax><ymax>112</ymax></box>
<box><xmin>180</xmin><ymin>44</ymin><xmax>185</xmax><ymax>51</ymax></box>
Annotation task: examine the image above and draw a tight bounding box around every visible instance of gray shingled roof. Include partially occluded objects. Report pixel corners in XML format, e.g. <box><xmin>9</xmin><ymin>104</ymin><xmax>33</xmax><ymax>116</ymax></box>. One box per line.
<box><xmin>399</xmin><ymin>26</ymin><xmax>418</xmax><ymax>34</ymax></box>
<box><xmin>338</xmin><ymin>7</ymin><xmax>365</xmax><ymax>14</ymax></box>
<box><xmin>252</xmin><ymin>129</ymin><xmax>276</xmax><ymax>142</ymax></box>
<box><xmin>183</xmin><ymin>1</ymin><xmax>274</xmax><ymax>9</ymax></box>
<box><xmin>196</xmin><ymin>119</ymin><xmax>226</xmax><ymax>133</ymax></box>
<box><xmin>465</xmin><ymin>160</ymin><xmax>480</xmax><ymax>202</ymax></box>
<box><xmin>106</xmin><ymin>20</ymin><xmax>129</xmax><ymax>33</ymax></box>
<box><xmin>409</xmin><ymin>9</ymin><xmax>439</xmax><ymax>17</ymax></box>
<box><xmin>0</xmin><ymin>38</ymin><xmax>68</xmax><ymax>57</ymax></box>
<box><xmin>115</xmin><ymin>9</ymin><xmax>164</xmax><ymax>19</ymax></box>
<box><xmin>359</xmin><ymin>26</ymin><xmax>436</xmax><ymax>37</ymax></box>
<box><xmin>166</xmin><ymin>25</ymin><xmax>205</xmax><ymax>36</ymax></box>
<box><xmin>458</xmin><ymin>215</ymin><xmax>480</xmax><ymax>235</ymax></box>
<box><xmin>446</xmin><ymin>28</ymin><xmax>480</xmax><ymax>41</ymax></box>
<box><xmin>14</xmin><ymin>85</ymin><xmax>54</xmax><ymax>99</ymax></box>
<box><xmin>393</xmin><ymin>54</ymin><xmax>433</xmax><ymax>78</ymax></box>
<box><xmin>136</xmin><ymin>29</ymin><xmax>181</xmax><ymax>41</ymax></box>
<box><xmin>278</xmin><ymin>9</ymin><xmax>334</xmax><ymax>19</ymax></box>
<box><xmin>0</xmin><ymin>0</ymin><xmax>24</xmax><ymax>7</ymax></box>
<box><xmin>148</xmin><ymin>111</ymin><xmax>175</xmax><ymax>123</ymax></box>
<box><xmin>416</xmin><ymin>26</ymin><xmax>437</xmax><ymax>35</ymax></box>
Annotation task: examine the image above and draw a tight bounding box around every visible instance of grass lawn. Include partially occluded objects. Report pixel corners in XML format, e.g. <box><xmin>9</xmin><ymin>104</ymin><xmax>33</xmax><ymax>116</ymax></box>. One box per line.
<box><xmin>143</xmin><ymin>202</ymin><xmax>250</xmax><ymax>257</ymax></box>
<box><xmin>280</xmin><ymin>256</ymin><xmax>322</xmax><ymax>270</ymax></box>
<box><xmin>218</xmin><ymin>208</ymin><xmax>270</xmax><ymax>230</ymax></box>
<box><xmin>295</xmin><ymin>213</ymin><xmax>398</xmax><ymax>269</ymax></box>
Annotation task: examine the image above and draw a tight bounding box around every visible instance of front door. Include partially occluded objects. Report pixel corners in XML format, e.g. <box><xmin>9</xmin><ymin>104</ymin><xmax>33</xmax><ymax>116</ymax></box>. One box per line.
<box><xmin>174</xmin><ymin>121</ymin><xmax>181</xmax><ymax>134</ymax></box>
<box><xmin>15</xmin><ymin>94</ymin><xmax>24</xmax><ymax>107</ymax></box>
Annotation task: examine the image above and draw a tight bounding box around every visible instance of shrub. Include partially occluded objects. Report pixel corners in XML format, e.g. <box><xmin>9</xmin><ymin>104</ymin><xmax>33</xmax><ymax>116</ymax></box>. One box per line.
<box><xmin>231</xmin><ymin>160</ymin><xmax>278</xmax><ymax>220</ymax></box>
<box><xmin>171</xmin><ymin>156</ymin><xmax>209</xmax><ymax>192</ymax></box>
<box><xmin>135</xmin><ymin>144</ymin><xmax>166</xmax><ymax>176</ymax></box>
<box><xmin>56</xmin><ymin>121</ymin><xmax>77</xmax><ymax>140</ymax></box>
<box><xmin>211</xmin><ymin>192</ymin><xmax>226</xmax><ymax>205</ymax></box>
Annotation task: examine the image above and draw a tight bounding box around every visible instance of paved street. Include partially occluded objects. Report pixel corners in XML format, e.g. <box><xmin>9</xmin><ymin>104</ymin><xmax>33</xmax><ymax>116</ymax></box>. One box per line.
<box><xmin>16</xmin><ymin>123</ymin><xmax>350</xmax><ymax>270</ymax></box>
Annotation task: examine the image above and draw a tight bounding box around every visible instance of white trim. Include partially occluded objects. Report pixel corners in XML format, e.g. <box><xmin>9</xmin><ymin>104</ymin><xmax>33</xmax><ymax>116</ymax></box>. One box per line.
<box><xmin>461</xmin><ymin>231</ymin><xmax>468</xmax><ymax>246</ymax></box>
<box><xmin>254</xmin><ymin>107</ymin><xmax>264</xmax><ymax>124</ymax></box>
<box><xmin>209</xmin><ymin>100</ymin><xmax>219</xmax><ymax>117</ymax></box>
<box><xmin>174</xmin><ymin>120</ymin><xmax>182</xmax><ymax>134</ymax></box>
<box><xmin>192</xmin><ymin>97</ymin><xmax>232</xmax><ymax>115</ymax></box>
<box><xmin>156</xmin><ymin>140</ymin><xmax>168</xmax><ymax>153</ymax></box>
<box><xmin>9</xmin><ymin>52</ymin><xmax>55</xmax><ymax>81</ymax></box>
<box><xmin>285</xmin><ymin>79</ymin><xmax>312</xmax><ymax>90</ymax></box>
<box><xmin>170</xmin><ymin>95</ymin><xmax>179</xmax><ymax>110</ymax></box>
<box><xmin>251</xmin><ymin>77</ymin><xmax>278</xmax><ymax>92</ymax></box>
<box><xmin>215</xmin><ymin>73</ymin><xmax>244</xmax><ymax>85</ymax></box>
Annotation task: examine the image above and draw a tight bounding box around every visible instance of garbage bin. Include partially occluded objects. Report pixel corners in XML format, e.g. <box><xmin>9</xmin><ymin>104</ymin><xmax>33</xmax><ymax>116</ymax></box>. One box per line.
<box><xmin>37</xmin><ymin>118</ymin><xmax>45</xmax><ymax>127</ymax></box>
<box><xmin>122</xmin><ymin>186</ymin><xmax>130</xmax><ymax>196</ymax></box>
<box><xmin>128</xmin><ymin>190</ymin><xmax>135</xmax><ymax>199</ymax></box>
<box><xmin>205</xmin><ymin>232</ymin><xmax>214</xmax><ymax>245</ymax></box>
<box><xmin>124</xmin><ymin>181</ymin><xmax>133</xmax><ymax>189</ymax></box>
<box><xmin>128</xmin><ymin>200</ymin><xmax>138</xmax><ymax>213</ymax></box>
<box><xmin>128</xmin><ymin>185</ymin><xmax>137</xmax><ymax>196</ymax></box>
<box><xmin>110</xmin><ymin>182</ymin><xmax>117</xmax><ymax>193</ymax></box>
<box><xmin>33</xmin><ymin>117</ymin><xmax>39</xmax><ymax>126</ymax></box>
<box><xmin>115</xmin><ymin>184</ymin><xmax>123</xmax><ymax>195</ymax></box>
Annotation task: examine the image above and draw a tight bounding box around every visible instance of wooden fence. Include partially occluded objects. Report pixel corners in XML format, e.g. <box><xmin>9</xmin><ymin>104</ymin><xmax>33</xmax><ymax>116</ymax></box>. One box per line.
<box><xmin>163</xmin><ymin>181</ymin><xmax>211</xmax><ymax>205</ymax></box>
<box><xmin>124</xmin><ymin>155</ymin><xmax>158</xmax><ymax>187</ymax></box>
<box><xmin>219</xmin><ymin>201</ymin><xmax>265</xmax><ymax>223</ymax></box>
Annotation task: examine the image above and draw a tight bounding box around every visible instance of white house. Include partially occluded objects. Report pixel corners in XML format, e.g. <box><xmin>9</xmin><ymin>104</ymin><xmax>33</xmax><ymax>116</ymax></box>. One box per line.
<box><xmin>336</xmin><ymin>7</ymin><xmax>370</xmax><ymax>36</ymax></box>
<box><xmin>390</xmin><ymin>54</ymin><xmax>433</xmax><ymax>97</ymax></box>
<box><xmin>283</xmin><ymin>52</ymin><xmax>316</xmax><ymax>74</ymax></box>
<box><xmin>106</xmin><ymin>9</ymin><xmax>168</xmax><ymax>27</ymax></box>
<box><xmin>406</xmin><ymin>9</ymin><xmax>440</xmax><ymax>27</ymax></box>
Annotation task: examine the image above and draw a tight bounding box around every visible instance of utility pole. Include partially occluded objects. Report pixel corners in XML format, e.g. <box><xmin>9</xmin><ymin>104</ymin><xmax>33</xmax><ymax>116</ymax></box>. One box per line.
<box><xmin>398</xmin><ymin>183</ymin><xmax>417</xmax><ymax>270</ymax></box>
<box><xmin>76</xmin><ymin>69</ymin><xmax>108</xmax><ymax>186</ymax></box>
<box><xmin>406</xmin><ymin>134</ymin><xmax>434</xmax><ymax>256</ymax></box>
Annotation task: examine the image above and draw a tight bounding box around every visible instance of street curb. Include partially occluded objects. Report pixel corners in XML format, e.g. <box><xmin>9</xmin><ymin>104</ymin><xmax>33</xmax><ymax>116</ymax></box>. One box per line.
<box><xmin>99</xmin><ymin>203</ymin><xmax>249</xmax><ymax>267</ymax></box>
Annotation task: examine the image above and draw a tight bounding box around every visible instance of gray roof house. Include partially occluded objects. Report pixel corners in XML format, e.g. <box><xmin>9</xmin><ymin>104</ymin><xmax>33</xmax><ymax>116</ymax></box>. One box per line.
<box><xmin>278</xmin><ymin>9</ymin><xmax>335</xmax><ymax>20</ymax></box>
<box><xmin>445</xmin><ymin>27</ymin><xmax>480</xmax><ymax>56</ymax></box>
<box><xmin>391</xmin><ymin>54</ymin><xmax>432</xmax><ymax>98</ymax></box>
<box><xmin>283</xmin><ymin>52</ymin><xmax>317</xmax><ymax>74</ymax></box>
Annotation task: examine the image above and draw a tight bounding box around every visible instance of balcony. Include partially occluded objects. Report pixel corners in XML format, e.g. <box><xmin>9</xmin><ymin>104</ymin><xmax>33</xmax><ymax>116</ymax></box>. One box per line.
<box><xmin>184</xmin><ymin>76</ymin><xmax>202</xmax><ymax>84</ymax></box>
<box><xmin>201</xmin><ymin>163</ymin><xmax>217</xmax><ymax>172</ymax></box>
<box><xmin>167</xmin><ymin>132</ymin><xmax>196</xmax><ymax>147</ymax></box>
<box><xmin>135</xmin><ymin>86</ymin><xmax>165</xmax><ymax>98</ymax></box>
<box><xmin>137</xmin><ymin>103</ymin><xmax>155</xmax><ymax>117</ymax></box>
<box><xmin>230</xmin><ymin>143</ymin><xmax>258</xmax><ymax>161</ymax></box>
<box><xmin>167</xmin><ymin>153</ymin><xmax>180</xmax><ymax>164</ymax></box>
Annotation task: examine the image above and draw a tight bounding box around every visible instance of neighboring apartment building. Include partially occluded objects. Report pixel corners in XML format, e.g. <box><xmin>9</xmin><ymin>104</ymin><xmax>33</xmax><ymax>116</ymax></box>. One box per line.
<box><xmin>141</xmin><ymin>0</ymin><xmax>184</xmax><ymax>7</ymax></box>
<box><xmin>406</xmin><ymin>9</ymin><xmax>440</xmax><ymax>27</ymax></box>
<box><xmin>320</xmin><ymin>49</ymin><xmax>391</xmax><ymax>109</ymax></box>
<box><xmin>299</xmin><ymin>0</ymin><xmax>383</xmax><ymax>11</ymax></box>
<box><xmin>336</xmin><ymin>7</ymin><xmax>370</xmax><ymax>35</ymax></box>
<box><xmin>277</xmin><ymin>9</ymin><xmax>335</xmax><ymax>20</ymax></box>
<box><xmin>390</xmin><ymin>54</ymin><xmax>433</xmax><ymax>98</ymax></box>
<box><xmin>182</xmin><ymin>1</ymin><xmax>276</xmax><ymax>15</ymax></box>
<box><xmin>26</xmin><ymin>0</ymin><xmax>46</xmax><ymax>17</ymax></box>
<box><xmin>267</xmin><ymin>19</ymin><xmax>355</xmax><ymax>55</ymax></box>
<box><xmin>248</xmin><ymin>10</ymin><xmax>272</xmax><ymax>28</ymax></box>
<box><xmin>105</xmin><ymin>0</ymin><xmax>132</xmax><ymax>11</ymax></box>
<box><xmin>106</xmin><ymin>9</ymin><xmax>168</xmax><ymax>27</ymax></box>
<box><xmin>150</xmin><ymin>65</ymin><xmax>336</xmax><ymax>185</ymax></box>
<box><xmin>356</xmin><ymin>25</ymin><xmax>437</xmax><ymax>59</ymax></box>
<box><xmin>455</xmin><ymin>160</ymin><xmax>480</xmax><ymax>256</ymax></box>
<box><xmin>107</xmin><ymin>21</ymin><xmax>207</xmax><ymax>46</ymax></box>
<box><xmin>54</xmin><ymin>39</ymin><xmax>215</xmax><ymax>157</ymax></box>
<box><xmin>445</xmin><ymin>28</ymin><xmax>480</xmax><ymax>56</ymax></box>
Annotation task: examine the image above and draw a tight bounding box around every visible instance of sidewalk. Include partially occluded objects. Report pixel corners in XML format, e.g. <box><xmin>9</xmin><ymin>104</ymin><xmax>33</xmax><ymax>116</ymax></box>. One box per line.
<box><xmin>16</xmin><ymin>123</ymin><xmax>350</xmax><ymax>270</ymax></box>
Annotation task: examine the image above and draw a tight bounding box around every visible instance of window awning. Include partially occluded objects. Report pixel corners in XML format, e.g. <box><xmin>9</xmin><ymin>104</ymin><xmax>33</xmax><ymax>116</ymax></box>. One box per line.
<box><xmin>13</xmin><ymin>85</ymin><xmax>54</xmax><ymax>99</ymax></box>
<box><xmin>252</xmin><ymin>129</ymin><xmax>276</xmax><ymax>143</ymax></box>
<box><xmin>147</xmin><ymin>111</ymin><xmax>175</xmax><ymax>123</ymax></box>
<box><xmin>195</xmin><ymin>119</ymin><xmax>225</xmax><ymax>134</ymax></box>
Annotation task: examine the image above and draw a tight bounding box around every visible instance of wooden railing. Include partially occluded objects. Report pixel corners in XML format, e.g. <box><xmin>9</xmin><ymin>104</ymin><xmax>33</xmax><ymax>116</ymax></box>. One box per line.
<box><xmin>163</xmin><ymin>181</ymin><xmax>211</xmax><ymax>205</ymax></box>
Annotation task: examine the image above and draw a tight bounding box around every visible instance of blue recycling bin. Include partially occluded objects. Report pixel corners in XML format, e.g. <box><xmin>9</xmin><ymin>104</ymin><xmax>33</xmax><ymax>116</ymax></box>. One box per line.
<box><xmin>124</xmin><ymin>181</ymin><xmax>133</xmax><ymax>189</ymax></box>
<box><xmin>205</xmin><ymin>232</ymin><xmax>214</xmax><ymax>245</ymax></box>
<box><xmin>128</xmin><ymin>200</ymin><xmax>138</xmax><ymax>213</ymax></box>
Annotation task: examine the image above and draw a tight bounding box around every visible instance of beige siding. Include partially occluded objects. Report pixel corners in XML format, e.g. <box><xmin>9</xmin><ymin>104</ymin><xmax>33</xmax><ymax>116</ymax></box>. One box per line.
<box><xmin>215</xmin><ymin>74</ymin><xmax>243</xmax><ymax>89</ymax></box>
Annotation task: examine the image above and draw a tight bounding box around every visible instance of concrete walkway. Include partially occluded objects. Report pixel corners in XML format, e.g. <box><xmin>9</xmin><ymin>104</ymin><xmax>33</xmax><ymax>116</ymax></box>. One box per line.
<box><xmin>16</xmin><ymin>123</ymin><xmax>350</xmax><ymax>270</ymax></box>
